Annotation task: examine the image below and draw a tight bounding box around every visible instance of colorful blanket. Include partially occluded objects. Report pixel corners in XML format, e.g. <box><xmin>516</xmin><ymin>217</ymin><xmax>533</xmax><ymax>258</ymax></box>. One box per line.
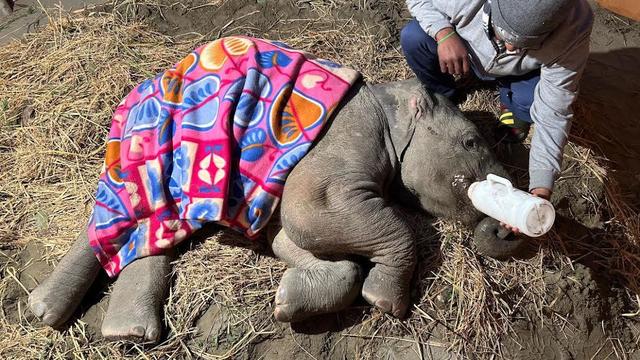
<box><xmin>88</xmin><ymin>37</ymin><xmax>360</xmax><ymax>277</ymax></box>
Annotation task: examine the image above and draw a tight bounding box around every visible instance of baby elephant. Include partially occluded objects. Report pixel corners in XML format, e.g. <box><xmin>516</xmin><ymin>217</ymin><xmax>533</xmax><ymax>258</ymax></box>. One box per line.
<box><xmin>28</xmin><ymin>39</ymin><xmax>509</xmax><ymax>343</ymax></box>
<box><xmin>272</xmin><ymin>80</ymin><xmax>510</xmax><ymax>323</ymax></box>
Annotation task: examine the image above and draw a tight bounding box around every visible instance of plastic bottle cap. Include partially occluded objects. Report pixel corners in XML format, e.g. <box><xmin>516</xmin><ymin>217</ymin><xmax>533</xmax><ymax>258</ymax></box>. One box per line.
<box><xmin>523</xmin><ymin>201</ymin><xmax>555</xmax><ymax>236</ymax></box>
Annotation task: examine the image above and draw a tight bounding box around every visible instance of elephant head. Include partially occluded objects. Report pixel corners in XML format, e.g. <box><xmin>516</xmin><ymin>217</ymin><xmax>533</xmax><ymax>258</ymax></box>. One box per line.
<box><xmin>372</xmin><ymin>79</ymin><xmax>522</xmax><ymax>257</ymax></box>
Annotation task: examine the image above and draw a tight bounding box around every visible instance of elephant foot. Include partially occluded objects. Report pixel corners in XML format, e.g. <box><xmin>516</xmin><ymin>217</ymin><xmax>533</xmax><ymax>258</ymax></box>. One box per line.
<box><xmin>101</xmin><ymin>255</ymin><xmax>172</xmax><ymax>343</ymax></box>
<box><xmin>274</xmin><ymin>260</ymin><xmax>362</xmax><ymax>323</ymax></box>
<box><xmin>473</xmin><ymin>217</ymin><xmax>526</xmax><ymax>260</ymax></box>
<box><xmin>28</xmin><ymin>232</ymin><xmax>101</xmax><ymax>328</ymax></box>
<box><xmin>361</xmin><ymin>265</ymin><xmax>411</xmax><ymax>318</ymax></box>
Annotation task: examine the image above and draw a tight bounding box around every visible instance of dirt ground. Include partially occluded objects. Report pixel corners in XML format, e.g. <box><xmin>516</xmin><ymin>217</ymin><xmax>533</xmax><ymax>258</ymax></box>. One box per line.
<box><xmin>1</xmin><ymin>0</ymin><xmax>640</xmax><ymax>359</ymax></box>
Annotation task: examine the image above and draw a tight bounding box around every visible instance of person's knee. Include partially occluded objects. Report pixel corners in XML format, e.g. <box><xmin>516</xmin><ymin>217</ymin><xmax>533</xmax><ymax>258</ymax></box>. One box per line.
<box><xmin>508</xmin><ymin>94</ymin><xmax>533</xmax><ymax>122</ymax></box>
<box><xmin>499</xmin><ymin>87</ymin><xmax>512</xmax><ymax>107</ymax></box>
<box><xmin>512</xmin><ymin>76</ymin><xmax>539</xmax><ymax>110</ymax></box>
<box><xmin>511</xmin><ymin>89</ymin><xmax>535</xmax><ymax>116</ymax></box>
<box><xmin>400</xmin><ymin>20</ymin><xmax>430</xmax><ymax>58</ymax></box>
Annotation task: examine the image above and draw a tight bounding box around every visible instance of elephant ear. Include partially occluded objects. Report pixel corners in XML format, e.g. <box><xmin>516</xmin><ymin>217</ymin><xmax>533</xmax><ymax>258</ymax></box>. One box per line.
<box><xmin>370</xmin><ymin>80</ymin><xmax>435</xmax><ymax>162</ymax></box>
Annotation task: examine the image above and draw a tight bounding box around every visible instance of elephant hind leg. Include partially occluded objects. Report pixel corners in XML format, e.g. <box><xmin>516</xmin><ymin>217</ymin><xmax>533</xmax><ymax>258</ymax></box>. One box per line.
<box><xmin>28</xmin><ymin>230</ymin><xmax>102</xmax><ymax>328</ymax></box>
<box><xmin>271</xmin><ymin>228</ymin><xmax>362</xmax><ymax>322</ymax></box>
<box><xmin>101</xmin><ymin>253</ymin><xmax>173</xmax><ymax>343</ymax></box>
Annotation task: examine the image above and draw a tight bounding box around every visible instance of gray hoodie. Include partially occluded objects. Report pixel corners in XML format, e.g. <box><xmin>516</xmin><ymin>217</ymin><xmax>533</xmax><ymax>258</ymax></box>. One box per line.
<box><xmin>407</xmin><ymin>0</ymin><xmax>594</xmax><ymax>191</ymax></box>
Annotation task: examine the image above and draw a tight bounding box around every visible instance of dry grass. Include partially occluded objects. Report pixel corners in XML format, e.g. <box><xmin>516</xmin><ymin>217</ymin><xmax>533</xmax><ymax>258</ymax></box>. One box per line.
<box><xmin>0</xmin><ymin>2</ymin><xmax>639</xmax><ymax>359</ymax></box>
<box><xmin>0</xmin><ymin>9</ymin><xmax>207</xmax><ymax>360</ymax></box>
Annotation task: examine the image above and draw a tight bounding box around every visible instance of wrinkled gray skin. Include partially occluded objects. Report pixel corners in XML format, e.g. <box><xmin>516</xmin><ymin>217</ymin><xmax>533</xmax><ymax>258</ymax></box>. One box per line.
<box><xmin>0</xmin><ymin>0</ymin><xmax>12</xmax><ymax>17</ymax></box>
<box><xmin>28</xmin><ymin>78</ymin><xmax>509</xmax><ymax>342</ymax></box>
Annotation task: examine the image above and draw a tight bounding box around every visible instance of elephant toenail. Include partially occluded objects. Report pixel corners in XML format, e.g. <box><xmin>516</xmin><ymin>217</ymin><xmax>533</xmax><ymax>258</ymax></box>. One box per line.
<box><xmin>276</xmin><ymin>287</ymin><xmax>286</xmax><ymax>303</ymax></box>
<box><xmin>274</xmin><ymin>305</ymin><xmax>293</xmax><ymax>322</ymax></box>
<box><xmin>375</xmin><ymin>299</ymin><xmax>392</xmax><ymax>313</ymax></box>
<box><xmin>146</xmin><ymin>329</ymin><xmax>158</xmax><ymax>341</ymax></box>
<box><xmin>42</xmin><ymin>313</ymin><xmax>60</xmax><ymax>327</ymax></box>
<box><xmin>393</xmin><ymin>308</ymin><xmax>405</xmax><ymax>318</ymax></box>
<box><xmin>274</xmin><ymin>307</ymin><xmax>286</xmax><ymax>322</ymax></box>
<box><xmin>132</xmin><ymin>326</ymin><xmax>145</xmax><ymax>337</ymax></box>
<box><xmin>31</xmin><ymin>302</ymin><xmax>46</xmax><ymax>317</ymax></box>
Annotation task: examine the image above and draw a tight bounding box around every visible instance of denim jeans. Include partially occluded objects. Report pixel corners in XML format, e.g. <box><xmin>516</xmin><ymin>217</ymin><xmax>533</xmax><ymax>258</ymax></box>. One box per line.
<box><xmin>400</xmin><ymin>19</ymin><xmax>540</xmax><ymax>123</ymax></box>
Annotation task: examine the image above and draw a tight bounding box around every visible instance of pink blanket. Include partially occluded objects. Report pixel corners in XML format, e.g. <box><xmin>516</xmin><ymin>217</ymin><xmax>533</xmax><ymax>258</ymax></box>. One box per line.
<box><xmin>87</xmin><ymin>37</ymin><xmax>360</xmax><ymax>276</ymax></box>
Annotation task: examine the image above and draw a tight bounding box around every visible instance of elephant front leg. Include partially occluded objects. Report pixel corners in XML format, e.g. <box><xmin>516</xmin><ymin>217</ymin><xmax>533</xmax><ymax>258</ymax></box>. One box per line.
<box><xmin>283</xmin><ymin>189</ymin><xmax>417</xmax><ymax>319</ymax></box>
<box><xmin>270</xmin><ymin>227</ymin><xmax>362</xmax><ymax>322</ymax></box>
<box><xmin>362</xmin><ymin>245</ymin><xmax>416</xmax><ymax>318</ymax></box>
<box><xmin>357</xmin><ymin>215</ymin><xmax>416</xmax><ymax>318</ymax></box>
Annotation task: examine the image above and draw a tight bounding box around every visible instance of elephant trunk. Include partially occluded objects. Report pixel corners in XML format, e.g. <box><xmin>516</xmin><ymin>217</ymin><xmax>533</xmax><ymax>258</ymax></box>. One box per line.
<box><xmin>473</xmin><ymin>217</ymin><xmax>526</xmax><ymax>260</ymax></box>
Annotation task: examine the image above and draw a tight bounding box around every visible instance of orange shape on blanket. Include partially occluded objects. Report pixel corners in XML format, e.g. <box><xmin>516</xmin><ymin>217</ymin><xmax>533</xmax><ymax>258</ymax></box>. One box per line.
<box><xmin>105</xmin><ymin>140</ymin><xmax>122</xmax><ymax>185</ymax></box>
<box><xmin>223</xmin><ymin>37</ymin><xmax>253</xmax><ymax>56</ymax></box>
<box><xmin>270</xmin><ymin>86</ymin><xmax>325</xmax><ymax>146</ymax></box>
<box><xmin>200</xmin><ymin>40</ymin><xmax>226</xmax><ymax>71</ymax></box>
<box><xmin>200</xmin><ymin>37</ymin><xmax>253</xmax><ymax>71</ymax></box>
<box><xmin>176</xmin><ymin>53</ymin><xmax>197</xmax><ymax>74</ymax></box>
<box><xmin>161</xmin><ymin>53</ymin><xmax>197</xmax><ymax>104</ymax></box>
<box><xmin>161</xmin><ymin>71</ymin><xmax>184</xmax><ymax>104</ymax></box>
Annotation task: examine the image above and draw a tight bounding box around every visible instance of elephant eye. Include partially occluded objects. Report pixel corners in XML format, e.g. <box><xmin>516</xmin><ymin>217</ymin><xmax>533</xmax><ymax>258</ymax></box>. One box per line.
<box><xmin>463</xmin><ymin>136</ymin><xmax>479</xmax><ymax>151</ymax></box>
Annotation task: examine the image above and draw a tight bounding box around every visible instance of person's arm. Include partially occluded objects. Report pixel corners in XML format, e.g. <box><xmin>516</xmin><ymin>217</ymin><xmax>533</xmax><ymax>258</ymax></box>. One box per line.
<box><xmin>406</xmin><ymin>0</ymin><xmax>452</xmax><ymax>39</ymax></box>
<box><xmin>407</xmin><ymin>0</ymin><xmax>469</xmax><ymax>76</ymax></box>
<box><xmin>528</xmin><ymin>22</ymin><xmax>592</xmax><ymax>194</ymax></box>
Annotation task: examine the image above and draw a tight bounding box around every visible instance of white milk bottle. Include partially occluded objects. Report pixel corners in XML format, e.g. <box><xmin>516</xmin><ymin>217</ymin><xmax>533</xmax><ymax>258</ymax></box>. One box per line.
<box><xmin>467</xmin><ymin>174</ymin><xmax>556</xmax><ymax>237</ymax></box>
